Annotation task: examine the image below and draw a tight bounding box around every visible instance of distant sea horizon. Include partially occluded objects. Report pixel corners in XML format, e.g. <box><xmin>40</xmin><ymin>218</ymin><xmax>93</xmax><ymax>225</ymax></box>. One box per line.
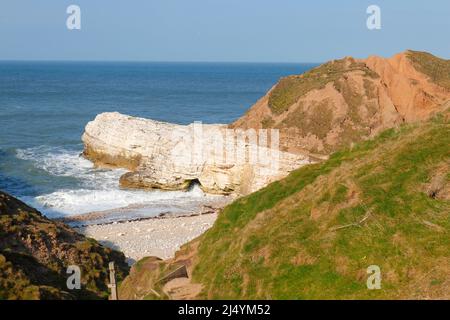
<box><xmin>0</xmin><ymin>61</ymin><xmax>317</xmax><ymax>220</ymax></box>
<box><xmin>0</xmin><ymin>59</ymin><xmax>321</xmax><ymax>64</ymax></box>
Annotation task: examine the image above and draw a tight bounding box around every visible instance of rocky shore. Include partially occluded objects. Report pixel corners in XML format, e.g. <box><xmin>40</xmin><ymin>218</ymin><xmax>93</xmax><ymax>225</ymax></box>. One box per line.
<box><xmin>77</xmin><ymin>212</ymin><xmax>218</xmax><ymax>265</ymax></box>
<box><xmin>61</xmin><ymin>197</ymin><xmax>231</xmax><ymax>264</ymax></box>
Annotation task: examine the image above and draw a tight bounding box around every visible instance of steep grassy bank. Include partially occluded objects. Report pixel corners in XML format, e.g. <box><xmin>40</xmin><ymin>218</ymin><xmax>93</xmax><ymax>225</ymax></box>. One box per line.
<box><xmin>120</xmin><ymin>111</ymin><xmax>449</xmax><ymax>299</ymax></box>
<box><xmin>0</xmin><ymin>192</ymin><xmax>129</xmax><ymax>299</ymax></box>
<box><xmin>191</xmin><ymin>111</ymin><xmax>449</xmax><ymax>299</ymax></box>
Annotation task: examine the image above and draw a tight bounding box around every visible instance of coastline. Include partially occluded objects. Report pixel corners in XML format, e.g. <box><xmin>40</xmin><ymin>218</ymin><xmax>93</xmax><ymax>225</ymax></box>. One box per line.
<box><xmin>70</xmin><ymin>198</ymin><xmax>231</xmax><ymax>265</ymax></box>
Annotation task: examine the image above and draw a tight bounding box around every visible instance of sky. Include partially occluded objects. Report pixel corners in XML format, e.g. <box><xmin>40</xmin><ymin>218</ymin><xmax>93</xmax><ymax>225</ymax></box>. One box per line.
<box><xmin>0</xmin><ymin>0</ymin><xmax>449</xmax><ymax>62</ymax></box>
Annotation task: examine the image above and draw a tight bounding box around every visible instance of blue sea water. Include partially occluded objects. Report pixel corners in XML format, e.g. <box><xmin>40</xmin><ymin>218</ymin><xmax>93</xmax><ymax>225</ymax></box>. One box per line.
<box><xmin>0</xmin><ymin>61</ymin><xmax>315</xmax><ymax>218</ymax></box>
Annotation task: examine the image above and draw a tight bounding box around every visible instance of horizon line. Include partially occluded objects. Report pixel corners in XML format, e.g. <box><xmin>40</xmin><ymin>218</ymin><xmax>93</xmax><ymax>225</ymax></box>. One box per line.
<box><xmin>0</xmin><ymin>59</ymin><xmax>321</xmax><ymax>64</ymax></box>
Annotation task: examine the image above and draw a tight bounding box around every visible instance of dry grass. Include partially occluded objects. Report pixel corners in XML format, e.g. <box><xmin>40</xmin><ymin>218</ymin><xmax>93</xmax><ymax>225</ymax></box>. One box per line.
<box><xmin>268</xmin><ymin>57</ymin><xmax>378</xmax><ymax>114</ymax></box>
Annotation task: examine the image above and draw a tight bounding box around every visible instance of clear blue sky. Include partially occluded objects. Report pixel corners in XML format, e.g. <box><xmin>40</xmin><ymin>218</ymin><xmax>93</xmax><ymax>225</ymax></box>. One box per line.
<box><xmin>0</xmin><ymin>0</ymin><xmax>449</xmax><ymax>62</ymax></box>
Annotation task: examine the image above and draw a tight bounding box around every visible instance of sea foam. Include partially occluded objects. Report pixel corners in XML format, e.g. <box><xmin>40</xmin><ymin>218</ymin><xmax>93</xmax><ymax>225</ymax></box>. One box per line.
<box><xmin>16</xmin><ymin>146</ymin><xmax>209</xmax><ymax>218</ymax></box>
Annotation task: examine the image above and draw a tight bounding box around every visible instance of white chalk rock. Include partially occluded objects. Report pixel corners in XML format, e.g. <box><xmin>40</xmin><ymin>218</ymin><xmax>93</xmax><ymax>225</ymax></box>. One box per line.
<box><xmin>82</xmin><ymin>112</ymin><xmax>311</xmax><ymax>195</ymax></box>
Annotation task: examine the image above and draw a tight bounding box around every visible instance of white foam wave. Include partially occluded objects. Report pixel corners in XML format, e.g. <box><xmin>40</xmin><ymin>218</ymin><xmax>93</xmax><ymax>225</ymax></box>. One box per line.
<box><xmin>23</xmin><ymin>184</ymin><xmax>206</xmax><ymax>218</ymax></box>
<box><xmin>16</xmin><ymin>146</ymin><xmax>125</xmax><ymax>189</ymax></box>
<box><xmin>16</xmin><ymin>146</ymin><xmax>209</xmax><ymax>217</ymax></box>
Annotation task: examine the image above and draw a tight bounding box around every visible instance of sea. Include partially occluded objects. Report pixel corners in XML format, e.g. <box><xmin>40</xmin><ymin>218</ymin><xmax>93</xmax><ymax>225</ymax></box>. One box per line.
<box><xmin>0</xmin><ymin>61</ymin><xmax>316</xmax><ymax>221</ymax></box>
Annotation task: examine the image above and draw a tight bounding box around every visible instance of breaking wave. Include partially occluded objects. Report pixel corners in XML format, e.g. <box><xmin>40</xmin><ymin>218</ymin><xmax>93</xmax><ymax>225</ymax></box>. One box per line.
<box><xmin>16</xmin><ymin>146</ymin><xmax>207</xmax><ymax>218</ymax></box>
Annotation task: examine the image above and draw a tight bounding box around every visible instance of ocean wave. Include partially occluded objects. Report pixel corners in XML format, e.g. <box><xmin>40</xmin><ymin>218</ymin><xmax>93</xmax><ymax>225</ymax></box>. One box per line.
<box><xmin>22</xmin><ymin>184</ymin><xmax>206</xmax><ymax>217</ymax></box>
<box><xmin>16</xmin><ymin>145</ymin><xmax>208</xmax><ymax>217</ymax></box>
<box><xmin>16</xmin><ymin>146</ymin><xmax>125</xmax><ymax>189</ymax></box>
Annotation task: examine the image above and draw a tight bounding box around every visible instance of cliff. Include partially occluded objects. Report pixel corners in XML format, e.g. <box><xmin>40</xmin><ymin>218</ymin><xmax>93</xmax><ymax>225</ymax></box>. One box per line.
<box><xmin>231</xmin><ymin>50</ymin><xmax>450</xmax><ymax>156</ymax></box>
<box><xmin>0</xmin><ymin>191</ymin><xmax>129</xmax><ymax>299</ymax></box>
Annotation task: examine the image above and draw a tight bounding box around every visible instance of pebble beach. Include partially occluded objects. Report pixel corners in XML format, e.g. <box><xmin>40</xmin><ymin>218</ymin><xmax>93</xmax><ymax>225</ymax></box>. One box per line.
<box><xmin>77</xmin><ymin>212</ymin><xmax>218</xmax><ymax>264</ymax></box>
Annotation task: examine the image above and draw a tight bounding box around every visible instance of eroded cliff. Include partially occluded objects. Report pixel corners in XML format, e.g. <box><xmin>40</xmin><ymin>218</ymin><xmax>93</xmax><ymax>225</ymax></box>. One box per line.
<box><xmin>231</xmin><ymin>50</ymin><xmax>450</xmax><ymax>156</ymax></box>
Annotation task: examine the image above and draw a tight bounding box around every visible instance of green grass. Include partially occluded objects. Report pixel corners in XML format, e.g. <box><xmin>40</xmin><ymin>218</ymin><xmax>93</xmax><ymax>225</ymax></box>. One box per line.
<box><xmin>0</xmin><ymin>192</ymin><xmax>129</xmax><ymax>300</ymax></box>
<box><xmin>281</xmin><ymin>100</ymin><xmax>334</xmax><ymax>140</ymax></box>
<box><xmin>406</xmin><ymin>50</ymin><xmax>450</xmax><ymax>90</ymax></box>
<box><xmin>191</xmin><ymin>111</ymin><xmax>450</xmax><ymax>299</ymax></box>
<box><xmin>268</xmin><ymin>58</ymin><xmax>378</xmax><ymax>114</ymax></box>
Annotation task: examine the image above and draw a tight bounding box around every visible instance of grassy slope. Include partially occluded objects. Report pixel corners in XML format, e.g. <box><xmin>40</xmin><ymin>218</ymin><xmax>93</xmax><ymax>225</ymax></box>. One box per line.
<box><xmin>406</xmin><ymin>50</ymin><xmax>450</xmax><ymax>90</ymax></box>
<box><xmin>191</xmin><ymin>111</ymin><xmax>449</xmax><ymax>299</ymax></box>
<box><xmin>0</xmin><ymin>192</ymin><xmax>129</xmax><ymax>299</ymax></box>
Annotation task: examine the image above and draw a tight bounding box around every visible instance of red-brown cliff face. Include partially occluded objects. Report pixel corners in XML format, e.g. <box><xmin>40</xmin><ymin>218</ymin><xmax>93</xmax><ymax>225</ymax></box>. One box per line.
<box><xmin>231</xmin><ymin>50</ymin><xmax>450</xmax><ymax>157</ymax></box>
